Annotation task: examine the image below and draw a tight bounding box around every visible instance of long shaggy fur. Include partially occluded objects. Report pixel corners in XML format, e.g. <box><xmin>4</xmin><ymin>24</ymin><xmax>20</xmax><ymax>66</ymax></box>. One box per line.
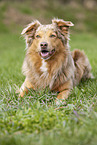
<box><xmin>19</xmin><ymin>18</ymin><xmax>93</xmax><ymax>102</ymax></box>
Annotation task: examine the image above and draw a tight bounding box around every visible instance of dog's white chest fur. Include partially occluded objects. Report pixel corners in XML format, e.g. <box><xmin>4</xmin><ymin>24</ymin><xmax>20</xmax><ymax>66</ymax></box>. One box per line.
<box><xmin>40</xmin><ymin>59</ymin><xmax>48</xmax><ymax>72</ymax></box>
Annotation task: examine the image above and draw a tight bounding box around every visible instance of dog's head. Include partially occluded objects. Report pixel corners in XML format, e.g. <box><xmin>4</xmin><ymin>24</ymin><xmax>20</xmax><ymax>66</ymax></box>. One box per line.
<box><xmin>21</xmin><ymin>19</ymin><xmax>74</xmax><ymax>60</ymax></box>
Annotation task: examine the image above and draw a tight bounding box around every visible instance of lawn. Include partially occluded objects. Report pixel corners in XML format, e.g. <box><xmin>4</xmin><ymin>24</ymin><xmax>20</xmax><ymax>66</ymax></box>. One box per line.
<box><xmin>0</xmin><ymin>30</ymin><xmax>97</xmax><ymax>145</ymax></box>
<box><xmin>0</xmin><ymin>1</ymin><xmax>97</xmax><ymax>144</ymax></box>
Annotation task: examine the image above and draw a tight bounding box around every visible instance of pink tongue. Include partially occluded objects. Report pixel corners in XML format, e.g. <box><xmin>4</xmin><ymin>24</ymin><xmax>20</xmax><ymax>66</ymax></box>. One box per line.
<box><xmin>41</xmin><ymin>52</ymin><xmax>49</xmax><ymax>57</ymax></box>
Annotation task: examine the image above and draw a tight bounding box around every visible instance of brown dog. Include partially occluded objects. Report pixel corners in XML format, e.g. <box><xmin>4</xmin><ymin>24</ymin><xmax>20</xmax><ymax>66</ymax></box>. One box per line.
<box><xmin>19</xmin><ymin>19</ymin><xmax>93</xmax><ymax>103</ymax></box>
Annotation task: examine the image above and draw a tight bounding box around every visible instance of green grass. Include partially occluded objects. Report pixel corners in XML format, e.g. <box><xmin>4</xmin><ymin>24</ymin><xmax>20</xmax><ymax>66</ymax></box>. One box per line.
<box><xmin>0</xmin><ymin>31</ymin><xmax>97</xmax><ymax>145</ymax></box>
<box><xmin>0</xmin><ymin>0</ymin><xmax>97</xmax><ymax>144</ymax></box>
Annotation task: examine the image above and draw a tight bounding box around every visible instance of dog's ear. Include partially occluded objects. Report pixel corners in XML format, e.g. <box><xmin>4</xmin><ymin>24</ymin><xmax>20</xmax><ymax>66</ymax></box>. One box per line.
<box><xmin>21</xmin><ymin>20</ymin><xmax>41</xmax><ymax>48</ymax></box>
<box><xmin>21</xmin><ymin>20</ymin><xmax>41</xmax><ymax>36</ymax></box>
<box><xmin>52</xmin><ymin>19</ymin><xmax>74</xmax><ymax>33</ymax></box>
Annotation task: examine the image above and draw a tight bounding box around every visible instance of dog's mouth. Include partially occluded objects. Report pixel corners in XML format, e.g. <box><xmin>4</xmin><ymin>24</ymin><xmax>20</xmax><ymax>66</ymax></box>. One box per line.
<box><xmin>39</xmin><ymin>49</ymin><xmax>55</xmax><ymax>60</ymax></box>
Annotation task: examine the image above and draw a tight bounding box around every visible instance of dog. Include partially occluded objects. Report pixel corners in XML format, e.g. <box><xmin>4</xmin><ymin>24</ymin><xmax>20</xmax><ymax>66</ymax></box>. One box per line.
<box><xmin>19</xmin><ymin>18</ymin><xmax>93</xmax><ymax>103</ymax></box>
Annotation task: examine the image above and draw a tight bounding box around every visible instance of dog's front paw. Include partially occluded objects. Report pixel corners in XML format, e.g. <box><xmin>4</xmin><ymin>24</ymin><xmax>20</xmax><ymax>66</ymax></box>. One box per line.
<box><xmin>55</xmin><ymin>90</ymin><xmax>69</xmax><ymax>105</ymax></box>
<box><xmin>19</xmin><ymin>91</ymin><xmax>25</xmax><ymax>97</ymax></box>
<box><xmin>55</xmin><ymin>98</ymin><xmax>66</xmax><ymax>106</ymax></box>
<box><xmin>16</xmin><ymin>88</ymin><xmax>25</xmax><ymax>97</ymax></box>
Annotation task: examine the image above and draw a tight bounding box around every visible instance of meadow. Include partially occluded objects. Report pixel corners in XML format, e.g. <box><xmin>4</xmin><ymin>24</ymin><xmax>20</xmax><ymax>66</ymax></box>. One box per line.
<box><xmin>0</xmin><ymin>1</ymin><xmax>97</xmax><ymax>145</ymax></box>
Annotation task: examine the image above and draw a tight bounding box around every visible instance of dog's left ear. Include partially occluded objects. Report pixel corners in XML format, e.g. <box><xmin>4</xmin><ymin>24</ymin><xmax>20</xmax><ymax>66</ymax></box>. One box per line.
<box><xmin>52</xmin><ymin>19</ymin><xmax>74</xmax><ymax>33</ymax></box>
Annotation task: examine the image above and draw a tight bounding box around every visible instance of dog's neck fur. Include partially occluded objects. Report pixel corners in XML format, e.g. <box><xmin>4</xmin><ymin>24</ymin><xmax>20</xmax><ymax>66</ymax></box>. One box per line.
<box><xmin>22</xmin><ymin>46</ymin><xmax>74</xmax><ymax>90</ymax></box>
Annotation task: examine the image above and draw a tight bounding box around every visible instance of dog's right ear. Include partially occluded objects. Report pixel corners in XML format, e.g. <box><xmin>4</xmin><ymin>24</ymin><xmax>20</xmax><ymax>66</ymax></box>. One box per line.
<box><xmin>21</xmin><ymin>20</ymin><xmax>41</xmax><ymax>48</ymax></box>
<box><xmin>21</xmin><ymin>20</ymin><xmax>41</xmax><ymax>36</ymax></box>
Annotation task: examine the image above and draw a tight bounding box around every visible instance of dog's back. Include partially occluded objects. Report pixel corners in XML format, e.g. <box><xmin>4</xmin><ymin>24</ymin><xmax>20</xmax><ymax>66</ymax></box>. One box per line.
<box><xmin>72</xmin><ymin>49</ymin><xmax>93</xmax><ymax>86</ymax></box>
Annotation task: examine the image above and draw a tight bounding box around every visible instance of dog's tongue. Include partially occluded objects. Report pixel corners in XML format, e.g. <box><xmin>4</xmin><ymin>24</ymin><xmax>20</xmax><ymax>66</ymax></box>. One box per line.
<box><xmin>41</xmin><ymin>52</ymin><xmax>49</xmax><ymax>57</ymax></box>
<box><xmin>40</xmin><ymin>49</ymin><xmax>55</xmax><ymax>59</ymax></box>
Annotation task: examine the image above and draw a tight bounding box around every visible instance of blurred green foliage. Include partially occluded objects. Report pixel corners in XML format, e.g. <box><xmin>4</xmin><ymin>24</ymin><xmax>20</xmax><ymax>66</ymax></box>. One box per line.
<box><xmin>0</xmin><ymin>0</ymin><xmax>97</xmax><ymax>34</ymax></box>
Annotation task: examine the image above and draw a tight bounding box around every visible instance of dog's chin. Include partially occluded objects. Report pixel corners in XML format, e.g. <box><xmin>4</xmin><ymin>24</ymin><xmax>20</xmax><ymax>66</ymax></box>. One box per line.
<box><xmin>39</xmin><ymin>49</ymin><xmax>55</xmax><ymax>60</ymax></box>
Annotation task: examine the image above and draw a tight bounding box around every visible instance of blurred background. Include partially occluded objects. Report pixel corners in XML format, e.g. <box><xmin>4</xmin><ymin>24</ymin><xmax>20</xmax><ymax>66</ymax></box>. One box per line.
<box><xmin>0</xmin><ymin>0</ymin><xmax>97</xmax><ymax>34</ymax></box>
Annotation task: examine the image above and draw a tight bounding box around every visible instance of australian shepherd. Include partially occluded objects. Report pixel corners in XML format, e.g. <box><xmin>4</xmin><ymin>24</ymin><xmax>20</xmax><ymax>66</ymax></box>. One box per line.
<box><xmin>19</xmin><ymin>19</ymin><xmax>93</xmax><ymax>104</ymax></box>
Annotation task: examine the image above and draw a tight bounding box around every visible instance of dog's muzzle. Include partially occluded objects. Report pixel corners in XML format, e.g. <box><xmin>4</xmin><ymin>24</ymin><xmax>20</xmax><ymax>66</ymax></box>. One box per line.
<box><xmin>39</xmin><ymin>42</ymin><xmax>55</xmax><ymax>60</ymax></box>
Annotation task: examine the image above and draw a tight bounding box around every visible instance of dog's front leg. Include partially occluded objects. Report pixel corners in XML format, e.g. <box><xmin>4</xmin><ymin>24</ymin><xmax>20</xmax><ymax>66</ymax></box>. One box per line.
<box><xmin>57</xmin><ymin>89</ymin><xmax>70</xmax><ymax>100</ymax></box>
<box><xmin>19</xmin><ymin>78</ymin><xmax>34</xmax><ymax>97</ymax></box>
<box><xmin>55</xmin><ymin>80</ymin><xmax>72</xmax><ymax>104</ymax></box>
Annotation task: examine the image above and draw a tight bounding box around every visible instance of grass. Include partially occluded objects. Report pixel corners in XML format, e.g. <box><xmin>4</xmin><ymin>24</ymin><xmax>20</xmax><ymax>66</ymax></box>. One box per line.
<box><xmin>0</xmin><ymin>31</ymin><xmax>97</xmax><ymax>145</ymax></box>
<box><xmin>0</xmin><ymin>1</ymin><xmax>97</xmax><ymax>144</ymax></box>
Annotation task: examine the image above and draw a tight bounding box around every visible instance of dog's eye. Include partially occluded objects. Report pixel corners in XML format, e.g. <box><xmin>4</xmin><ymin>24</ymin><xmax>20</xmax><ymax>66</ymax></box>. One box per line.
<box><xmin>50</xmin><ymin>34</ymin><xmax>56</xmax><ymax>38</ymax></box>
<box><xmin>35</xmin><ymin>35</ymin><xmax>41</xmax><ymax>38</ymax></box>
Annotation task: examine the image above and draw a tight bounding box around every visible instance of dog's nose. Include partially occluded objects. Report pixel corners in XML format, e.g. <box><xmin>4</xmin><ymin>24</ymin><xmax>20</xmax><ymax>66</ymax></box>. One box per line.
<box><xmin>40</xmin><ymin>42</ymin><xmax>48</xmax><ymax>49</ymax></box>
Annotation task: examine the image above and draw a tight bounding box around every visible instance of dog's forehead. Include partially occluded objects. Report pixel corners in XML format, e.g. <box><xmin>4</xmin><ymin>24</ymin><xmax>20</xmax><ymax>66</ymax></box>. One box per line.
<box><xmin>36</xmin><ymin>24</ymin><xmax>56</xmax><ymax>33</ymax></box>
